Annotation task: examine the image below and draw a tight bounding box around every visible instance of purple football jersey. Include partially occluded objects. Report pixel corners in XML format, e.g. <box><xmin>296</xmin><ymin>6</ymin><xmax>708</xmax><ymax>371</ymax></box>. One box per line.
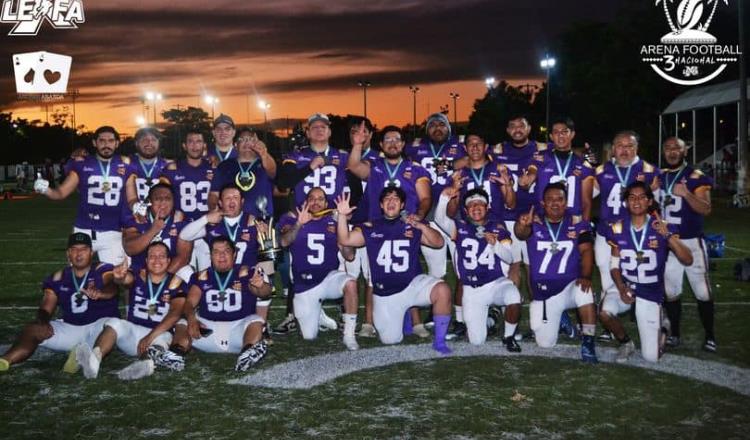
<box><xmin>595</xmin><ymin>159</ymin><xmax>660</xmax><ymax>234</ymax></box>
<box><xmin>42</xmin><ymin>263</ymin><xmax>119</xmax><ymax>325</ymax></box>
<box><xmin>205</xmin><ymin>213</ymin><xmax>260</xmax><ymax>268</ymax></box>
<box><xmin>65</xmin><ymin>155</ymin><xmax>134</xmax><ymax>231</ymax></box>
<box><xmin>160</xmin><ymin>159</ymin><xmax>215</xmax><ymax>222</ymax></box>
<box><xmin>526</xmin><ymin>216</ymin><xmax>592</xmax><ymax>301</ymax></box>
<box><xmin>493</xmin><ymin>141</ymin><xmax>544</xmax><ymax>219</ymax></box>
<box><xmin>189</xmin><ymin>264</ymin><xmax>258</xmax><ymax>321</ymax></box>
<box><xmin>207</xmin><ymin>145</ymin><xmax>238</xmax><ymax>163</ymax></box>
<box><xmin>283</xmin><ymin>146</ymin><xmax>349</xmax><ymax>207</ymax></box>
<box><xmin>211</xmin><ymin>159</ymin><xmax>274</xmax><ymax>219</ymax></box>
<box><xmin>455</xmin><ymin>160</ymin><xmax>508</xmax><ymax>222</ymax></box>
<box><xmin>360</xmin><ymin>218</ymin><xmax>423</xmax><ymax>296</ymax></box>
<box><xmin>659</xmin><ymin>165</ymin><xmax>713</xmax><ymax>239</ymax></box>
<box><xmin>126</xmin><ymin>270</ymin><xmax>186</xmax><ymax>329</ymax></box>
<box><xmin>131</xmin><ymin>155</ymin><xmax>170</xmax><ymax>201</ymax></box>
<box><xmin>533</xmin><ymin>150</ymin><xmax>594</xmax><ymax>217</ymax></box>
<box><xmin>365</xmin><ymin>158</ymin><xmax>431</xmax><ymax>221</ymax></box>
<box><xmin>281</xmin><ymin>213</ymin><xmax>340</xmax><ymax>293</ymax></box>
<box><xmin>606</xmin><ymin>217</ymin><xmax>677</xmax><ymax>303</ymax></box>
<box><xmin>121</xmin><ymin>212</ymin><xmax>188</xmax><ymax>273</ymax></box>
<box><xmin>405</xmin><ymin>137</ymin><xmax>464</xmax><ymax>203</ymax></box>
<box><xmin>453</xmin><ymin>219</ymin><xmax>511</xmax><ymax>286</ymax></box>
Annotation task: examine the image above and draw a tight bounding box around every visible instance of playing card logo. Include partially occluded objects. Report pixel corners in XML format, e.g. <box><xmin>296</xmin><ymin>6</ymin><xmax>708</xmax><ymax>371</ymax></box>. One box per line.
<box><xmin>13</xmin><ymin>51</ymin><xmax>71</xmax><ymax>94</ymax></box>
<box><xmin>1</xmin><ymin>0</ymin><xmax>85</xmax><ymax>36</ymax></box>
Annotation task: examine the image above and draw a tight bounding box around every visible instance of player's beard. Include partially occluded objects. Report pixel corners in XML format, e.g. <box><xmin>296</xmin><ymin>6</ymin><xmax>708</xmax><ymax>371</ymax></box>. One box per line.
<box><xmin>97</xmin><ymin>148</ymin><xmax>114</xmax><ymax>159</ymax></box>
<box><xmin>383</xmin><ymin>149</ymin><xmax>402</xmax><ymax>160</ymax></box>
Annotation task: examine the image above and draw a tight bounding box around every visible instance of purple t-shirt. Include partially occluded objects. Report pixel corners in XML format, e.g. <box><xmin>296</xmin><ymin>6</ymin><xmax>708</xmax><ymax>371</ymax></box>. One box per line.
<box><xmin>160</xmin><ymin>159</ymin><xmax>215</xmax><ymax>222</ymax></box>
<box><xmin>65</xmin><ymin>155</ymin><xmax>134</xmax><ymax>231</ymax></box>
<box><xmin>526</xmin><ymin>216</ymin><xmax>592</xmax><ymax>301</ymax></box>
<box><xmin>205</xmin><ymin>213</ymin><xmax>259</xmax><ymax>268</ymax></box>
<box><xmin>121</xmin><ymin>212</ymin><xmax>188</xmax><ymax>273</ymax></box>
<box><xmin>279</xmin><ymin>212</ymin><xmax>340</xmax><ymax>293</ymax></box>
<box><xmin>455</xmin><ymin>160</ymin><xmax>508</xmax><ymax>222</ymax></box>
<box><xmin>131</xmin><ymin>155</ymin><xmax>170</xmax><ymax>201</ymax></box>
<box><xmin>605</xmin><ymin>217</ymin><xmax>677</xmax><ymax>303</ymax></box>
<box><xmin>126</xmin><ymin>271</ymin><xmax>186</xmax><ymax>329</ymax></box>
<box><xmin>360</xmin><ymin>218</ymin><xmax>423</xmax><ymax>296</ymax></box>
<box><xmin>283</xmin><ymin>145</ymin><xmax>350</xmax><ymax>207</ymax></box>
<box><xmin>42</xmin><ymin>263</ymin><xmax>119</xmax><ymax>325</ymax></box>
<box><xmin>658</xmin><ymin>165</ymin><xmax>713</xmax><ymax>239</ymax></box>
<box><xmin>365</xmin><ymin>158</ymin><xmax>431</xmax><ymax>221</ymax></box>
<box><xmin>211</xmin><ymin>159</ymin><xmax>274</xmax><ymax>219</ymax></box>
<box><xmin>453</xmin><ymin>219</ymin><xmax>511</xmax><ymax>287</ymax></box>
<box><xmin>189</xmin><ymin>264</ymin><xmax>258</xmax><ymax>321</ymax></box>
<box><xmin>533</xmin><ymin>149</ymin><xmax>594</xmax><ymax>217</ymax></box>
<box><xmin>405</xmin><ymin>137</ymin><xmax>464</xmax><ymax>203</ymax></box>
<box><xmin>493</xmin><ymin>141</ymin><xmax>544</xmax><ymax>220</ymax></box>
<box><xmin>207</xmin><ymin>145</ymin><xmax>238</xmax><ymax>164</ymax></box>
<box><xmin>595</xmin><ymin>158</ymin><xmax>660</xmax><ymax>234</ymax></box>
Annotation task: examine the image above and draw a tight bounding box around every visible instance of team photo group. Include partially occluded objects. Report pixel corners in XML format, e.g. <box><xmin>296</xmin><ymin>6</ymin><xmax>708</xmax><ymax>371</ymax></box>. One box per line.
<box><xmin>0</xmin><ymin>110</ymin><xmax>717</xmax><ymax>379</ymax></box>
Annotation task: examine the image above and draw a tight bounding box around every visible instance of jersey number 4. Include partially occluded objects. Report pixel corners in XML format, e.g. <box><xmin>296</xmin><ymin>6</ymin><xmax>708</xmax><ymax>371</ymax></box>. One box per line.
<box><xmin>376</xmin><ymin>240</ymin><xmax>409</xmax><ymax>273</ymax></box>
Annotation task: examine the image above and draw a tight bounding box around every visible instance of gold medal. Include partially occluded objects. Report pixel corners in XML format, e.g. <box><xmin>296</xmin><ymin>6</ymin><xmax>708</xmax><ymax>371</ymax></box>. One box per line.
<box><xmin>635</xmin><ymin>251</ymin><xmax>645</xmax><ymax>263</ymax></box>
<box><xmin>102</xmin><ymin>181</ymin><xmax>111</xmax><ymax>192</ymax></box>
<box><xmin>147</xmin><ymin>303</ymin><xmax>157</xmax><ymax>316</ymax></box>
<box><xmin>219</xmin><ymin>291</ymin><xmax>227</xmax><ymax>302</ymax></box>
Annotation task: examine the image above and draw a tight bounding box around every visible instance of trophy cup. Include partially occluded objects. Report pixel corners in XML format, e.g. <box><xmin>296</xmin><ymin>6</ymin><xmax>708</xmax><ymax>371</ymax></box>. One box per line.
<box><xmin>255</xmin><ymin>196</ymin><xmax>282</xmax><ymax>266</ymax></box>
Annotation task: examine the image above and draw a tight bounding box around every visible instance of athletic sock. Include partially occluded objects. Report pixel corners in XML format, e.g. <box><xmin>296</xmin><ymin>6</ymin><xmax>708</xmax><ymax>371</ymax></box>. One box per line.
<box><xmin>92</xmin><ymin>346</ymin><xmax>102</xmax><ymax>362</ymax></box>
<box><xmin>455</xmin><ymin>306</ymin><xmax>464</xmax><ymax>323</ymax></box>
<box><xmin>503</xmin><ymin>321</ymin><xmax>518</xmax><ymax>338</ymax></box>
<box><xmin>168</xmin><ymin>344</ymin><xmax>186</xmax><ymax>356</ymax></box>
<box><xmin>582</xmin><ymin>324</ymin><xmax>596</xmax><ymax>336</ymax></box>
<box><xmin>697</xmin><ymin>300</ymin><xmax>715</xmax><ymax>340</ymax></box>
<box><xmin>432</xmin><ymin>314</ymin><xmax>452</xmax><ymax>354</ymax></box>
<box><xmin>402</xmin><ymin>310</ymin><xmax>413</xmax><ymax>336</ymax></box>
<box><xmin>343</xmin><ymin>313</ymin><xmax>357</xmax><ymax>337</ymax></box>
<box><xmin>664</xmin><ymin>299</ymin><xmax>682</xmax><ymax>338</ymax></box>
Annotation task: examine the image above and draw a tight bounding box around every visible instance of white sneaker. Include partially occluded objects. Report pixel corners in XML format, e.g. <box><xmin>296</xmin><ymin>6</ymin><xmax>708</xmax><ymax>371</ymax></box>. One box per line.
<box><xmin>318</xmin><ymin>309</ymin><xmax>338</xmax><ymax>331</ymax></box>
<box><xmin>343</xmin><ymin>335</ymin><xmax>359</xmax><ymax>351</ymax></box>
<box><xmin>412</xmin><ymin>323</ymin><xmax>430</xmax><ymax>339</ymax></box>
<box><xmin>117</xmin><ymin>359</ymin><xmax>155</xmax><ymax>380</ymax></box>
<box><xmin>76</xmin><ymin>344</ymin><xmax>100</xmax><ymax>379</ymax></box>
<box><xmin>358</xmin><ymin>323</ymin><xmax>377</xmax><ymax>338</ymax></box>
<box><xmin>616</xmin><ymin>340</ymin><xmax>635</xmax><ymax>363</ymax></box>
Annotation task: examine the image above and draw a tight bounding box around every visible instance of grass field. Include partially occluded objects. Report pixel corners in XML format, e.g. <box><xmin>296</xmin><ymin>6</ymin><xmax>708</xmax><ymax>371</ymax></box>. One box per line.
<box><xmin>1</xmin><ymin>195</ymin><xmax>749</xmax><ymax>439</ymax></box>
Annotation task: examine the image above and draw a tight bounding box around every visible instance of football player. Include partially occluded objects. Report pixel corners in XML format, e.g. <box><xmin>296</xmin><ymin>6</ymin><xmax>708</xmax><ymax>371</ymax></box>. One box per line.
<box><xmin>594</xmin><ymin>130</ymin><xmax>660</xmax><ymax>340</ymax></box>
<box><xmin>600</xmin><ymin>181</ymin><xmax>692</xmax><ymax>363</ymax></box>
<box><xmin>0</xmin><ymin>233</ymin><xmax>123</xmax><ymax>373</ymax></box>
<box><xmin>336</xmin><ymin>188</ymin><xmax>453</xmax><ymax>354</ymax></box>
<box><xmin>126</xmin><ymin>127</ymin><xmax>171</xmax><ymax>215</ymax></box>
<box><xmin>435</xmin><ymin>186</ymin><xmax>522</xmax><ymax>351</ymax></box>
<box><xmin>209</xmin><ymin>127</ymin><xmax>276</xmax><ymax>219</ymax></box>
<box><xmin>75</xmin><ymin>242</ymin><xmax>188</xmax><ymax>379</ymax></box>
<box><xmin>183</xmin><ymin>237</ymin><xmax>272</xmax><ymax>372</ymax></box>
<box><xmin>514</xmin><ymin>182</ymin><xmax>598</xmax><ymax>363</ymax></box>
<box><xmin>279</xmin><ymin>187</ymin><xmax>360</xmax><ymax>350</ymax></box>
<box><xmin>33</xmin><ymin>126</ymin><xmax>134</xmax><ymax>264</ymax></box>
<box><xmin>207</xmin><ymin>114</ymin><xmax>239</xmax><ymax>164</ymax></box>
<box><xmin>660</xmin><ymin>137</ymin><xmax>716</xmax><ymax>352</ymax></box>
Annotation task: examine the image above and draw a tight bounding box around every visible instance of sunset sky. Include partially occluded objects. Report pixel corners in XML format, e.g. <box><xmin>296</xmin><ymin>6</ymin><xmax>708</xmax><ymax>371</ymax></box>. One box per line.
<box><xmin>0</xmin><ymin>0</ymin><xmax>624</xmax><ymax>135</ymax></box>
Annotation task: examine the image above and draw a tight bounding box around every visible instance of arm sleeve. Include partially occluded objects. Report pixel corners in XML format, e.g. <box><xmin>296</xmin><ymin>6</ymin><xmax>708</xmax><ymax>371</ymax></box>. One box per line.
<box><xmin>493</xmin><ymin>241</ymin><xmax>514</xmax><ymax>264</ymax></box>
<box><xmin>277</xmin><ymin>161</ymin><xmax>313</xmax><ymax>190</ymax></box>
<box><xmin>179</xmin><ymin>216</ymin><xmax>208</xmax><ymax>241</ymax></box>
<box><xmin>346</xmin><ymin>170</ymin><xmax>362</xmax><ymax>208</ymax></box>
<box><xmin>433</xmin><ymin>193</ymin><xmax>456</xmax><ymax>237</ymax></box>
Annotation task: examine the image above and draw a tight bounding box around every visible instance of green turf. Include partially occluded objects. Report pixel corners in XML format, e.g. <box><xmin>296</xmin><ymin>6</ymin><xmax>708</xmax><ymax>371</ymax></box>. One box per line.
<box><xmin>0</xmin><ymin>195</ymin><xmax>749</xmax><ymax>439</ymax></box>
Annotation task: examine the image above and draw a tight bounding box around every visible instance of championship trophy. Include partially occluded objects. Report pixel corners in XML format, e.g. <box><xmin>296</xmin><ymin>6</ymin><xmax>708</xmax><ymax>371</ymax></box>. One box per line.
<box><xmin>255</xmin><ymin>196</ymin><xmax>282</xmax><ymax>266</ymax></box>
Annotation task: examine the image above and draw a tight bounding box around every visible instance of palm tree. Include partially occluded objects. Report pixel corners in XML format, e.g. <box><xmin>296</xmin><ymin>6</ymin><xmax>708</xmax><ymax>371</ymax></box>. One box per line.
<box><xmin>656</xmin><ymin>0</ymin><xmax>679</xmax><ymax>33</ymax></box>
<box><xmin>700</xmin><ymin>0</ymin><xmax>729</xmax><ymax>31</ymax></box>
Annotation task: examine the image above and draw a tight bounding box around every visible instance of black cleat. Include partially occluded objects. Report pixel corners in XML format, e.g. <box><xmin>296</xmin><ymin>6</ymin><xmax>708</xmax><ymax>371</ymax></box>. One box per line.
<box><xmin>703</xmin><ymin>338</ymin><xmax>717</xmax><ymax>353</ymax></box>
<box><xmin>502</xmin><ymin>336</ymin><xmax>522</xmax><ymax>353</ymax></box>
<box><xmin>446</xmin><ymin>321</ymin><xmax>467</xmax><ymax>341</ymax></box>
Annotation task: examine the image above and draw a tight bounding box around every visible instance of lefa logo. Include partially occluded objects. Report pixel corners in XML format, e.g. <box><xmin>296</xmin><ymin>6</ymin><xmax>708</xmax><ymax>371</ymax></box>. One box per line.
<box><xmin>0</xmin><ymin>0</ymin><xmax>84</xmax><ymax>36</ymax></box>
<box><xmin>640</xmin><ymin>0</ymin><xmax>740</xmax><ymax>86</ymax></box>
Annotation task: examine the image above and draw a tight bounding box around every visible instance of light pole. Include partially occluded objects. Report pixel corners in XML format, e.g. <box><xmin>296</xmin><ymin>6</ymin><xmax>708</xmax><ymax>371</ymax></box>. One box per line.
<box><xmin>409</xmin><ymin>85</ymin><xmax>419</xmax><ymax>138</ymax></box>
<box><xmin>357</xmin><ymin>80</ymin><xmax>371</xmax><ymax>117</ymax></box>
<box><xmin>204</xmin><ymin>95</ymin><xmax>219</xmax><ymax>120</ymax></box>
<box><xmin>449</xmin><ymin>92</ymin><xmax>460</xmax><ymax>125</ymax></box>
<box><xmin>540</xmin><ymin>55</ymin><xmax>556</xmax><ymax>131</ymax></box>
<box><xmin>145</xmin><ymin>92</ymin><xmax>163</xmax><ymax>125</ymax></box>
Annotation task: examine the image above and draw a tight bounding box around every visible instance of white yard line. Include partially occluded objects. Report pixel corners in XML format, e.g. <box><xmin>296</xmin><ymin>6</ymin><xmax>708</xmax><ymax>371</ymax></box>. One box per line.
<box><xmin>229</xmin><ymin>342</ymin><xmax>750</xmax><ymax>397</ymax></box>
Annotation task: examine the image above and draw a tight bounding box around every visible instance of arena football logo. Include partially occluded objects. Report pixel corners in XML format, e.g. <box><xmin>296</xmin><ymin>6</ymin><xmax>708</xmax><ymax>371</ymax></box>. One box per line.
<box><xmin>0</xmin><ymin>0</ymin><xmax>84</xmax><ymax>36</ymax></box>
<box><xmin>640</xmin><ymin>0</ymin><xmax>740</xmax><ymax>86</ymax></box>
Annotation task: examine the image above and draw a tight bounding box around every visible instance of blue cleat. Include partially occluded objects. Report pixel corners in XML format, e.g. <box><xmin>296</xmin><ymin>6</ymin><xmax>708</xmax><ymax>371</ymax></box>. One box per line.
<box><xmin>581</xmin><ymin>335</ymin><xmax>598</xmax><ymax>364</ymax></box>
<box><xmin>559</xmin><ymin>312</ymin><xmax>579</xmax><ymax>339</ymax></box>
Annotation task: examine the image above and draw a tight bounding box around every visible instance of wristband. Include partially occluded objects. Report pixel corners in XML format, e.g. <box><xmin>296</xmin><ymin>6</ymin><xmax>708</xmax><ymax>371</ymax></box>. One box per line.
<box><xmin>609</xmin><ymin>256</ymin><xmax>620</xmax><ymax>270</ymax></box>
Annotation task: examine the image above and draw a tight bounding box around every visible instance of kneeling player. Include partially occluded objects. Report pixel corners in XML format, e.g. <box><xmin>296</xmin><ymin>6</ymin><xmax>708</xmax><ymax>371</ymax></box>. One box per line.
<box><xmin>336</xmin><ymin>188</ymin><xmax>453</xmax><ymax>354</ymax></box>
<box><xmin>184</xmin><ymin>237</ymin><xmax>272</xmax><ymax>372</ymax></box>
<box><xmin>280</xmin><ymin>188</ymin><xmax>360</xmax><ymax>350</ymax></box>
<box><xmin>600</xmin><ymin>182</ymin><xmax>693</xmax><ymax>363</ymax></box>
<box><xmin>514</xmin><ymin>182</ymin><xmax>598</xmax><ymax>363</ymax></box>
<box><xmin>435</xmin><ymin>186</ymin><xmax>522</xmax><ymax>351</ymax></box>
<box><xmin>75</xmin><ymin>242</ymin><xmax>188</xmax><ymax>379</ymax></box>
<box><xmin>0</xmin><ymin>233</ymin><xmax>121</xmax><ymax>373</ymax></box>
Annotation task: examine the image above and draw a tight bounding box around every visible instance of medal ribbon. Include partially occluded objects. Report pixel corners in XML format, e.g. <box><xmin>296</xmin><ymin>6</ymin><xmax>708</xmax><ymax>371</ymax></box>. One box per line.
<box><xmin>469</xmin><ymin>165</ymin><xmax>485</xmax><ymax>188</ymax></box>
<box><xmin>147</xmin><ymin>274</ymin><xmax>168</xmax><ymax>305</ymax></box>
<box><xmin>97</xmin><ymin>159</ymin><xmax>111</xmax><ymax>184</ymax></box>
<box><xmin>544</xmin><ymin>218</ymin><xmax>563</xmax><ymax>246</ymax></box>
<box><xmin>71</xmin><ymin>268</ymin><xmax>90</xmax><ymax>295</ymax></box>
<box><xmin>554</xmin><ymin>151</ymin><xmax>573</xmax><ymax>182</ymax></box>
<box><xmin>237</xmin><ymin>159</ymin><xmax>257</xmax><ymax>177</ymax></box>
<box><xmin>223</xmin><ymin>217</ymin><xmax>240</xmax><ymax>242</ymax></box>
<box><xmin>665</xmin><ymin>165</ymin><xmax>686</xmax><ymax>196</ymax></box>
<box><xmin>629</xmin><ymin>221</ymin><xmax>649</xmax><ymax>255</ymax></box>
<box><xmin>213</xmin><ymin>268</ymin><xmax>234</xmax><ymax>293</ymax></box>
<box><xmin>384</xmin><ymin>158</ymin><xmax>403</xmax><ymax>182</ymax></box>
<box><xmin>429</xmin><ymin>141</ymin><xmax>446</xmax><ymax>159</ymax></box>
<box><xmin>216</xmin><ymin>146</ymin><xmax>234</xmax><ymax>162</ymax></box>
<box><xmin>614</xmin><ymin>162</ymin><xmax>633</xmax><ymax>189</ymax></box>
<box><xmin>138</xmin><ymin>157</ymin><xmax>157</xmax><ymax>180</ymax></box>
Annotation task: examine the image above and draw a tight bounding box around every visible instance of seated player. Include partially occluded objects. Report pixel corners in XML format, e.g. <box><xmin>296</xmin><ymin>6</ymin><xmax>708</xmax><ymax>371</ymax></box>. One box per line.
<box><xmin>435</xmin><ymin>185</ymin><xmax>522</xmax><ymax>351</ymax></box>
<box><xmin>183</xmin><ymin>237</ymin><xmax>272</xmax><ymax>372</ymax></box>
<box><xmin>514</xmin><ymin>182</ymin><xmax>598</xmax><ymax>363</ymax></box>
<box><xmin>75</xmin><ymin>242</ymin><xmax>188</xmax><ymax>379</ymax></box>
<box><xmin>279</xmin><ymin>187</ymin><xmax>359</xmax><ymax>350</ymax></box>
<box><xmin>0</xmin><ymin>233</ymin><xmax>123</xmax><ymax>373</ymax></box>
<box><xmin>335</xmin><ymin>188</ymin><xmax>454</xmax><ymax>354</ymax></box>
<box><xmin>600</xmin><ymin>181</ymin><xmax>693</xmax><ymax>363</ymax></box>
<box><xmin>122</xmin><ymin>183</ymin><xmax>192</xmax><ymax>277</ymax></box>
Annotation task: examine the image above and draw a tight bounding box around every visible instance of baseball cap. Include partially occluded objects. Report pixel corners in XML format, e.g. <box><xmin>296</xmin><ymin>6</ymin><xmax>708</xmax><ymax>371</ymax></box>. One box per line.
<box><xmin>68</xmin><ymin>232</ymin><xmax>92</xmax><ymax>248</ymax></box>
<box><xmin>134</xmin><ymin>127</ymin><xmax>162</xmax><ymax>141</ymax></box>
<box><xmin>214</xmin><ymin>113</ymin><xmax>235</xmax><ymax>128</ymax></box>
<box><xmin>307</xmin><ymin>113</ymin><xmax>331</xmax><ymax>126</ymax></box>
